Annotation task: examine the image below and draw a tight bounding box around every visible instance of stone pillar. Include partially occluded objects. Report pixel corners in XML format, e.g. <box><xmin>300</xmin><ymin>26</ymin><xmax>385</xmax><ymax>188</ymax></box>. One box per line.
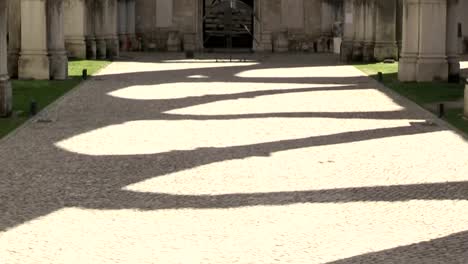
<box><xmin>0</xmin><ymin>0</ymin><xmax>12</xmax><ymax>116</ymax></box>
<box><xmin>19</xmin><ymin>0</ymin><xmax>50</xmax><ymax>79</ymax></box>
<box><xmin>341</xmin><ymin>0</ymin><xmax>355</xmax><ymax>61</ymax></box>
<box><xmin>363</xmin><ymin>0</ymin><xmax>375</xmax><ymax>61</ymax></box>
<box><xmin>126</xmin><ymin>0</ymin><xmax>137</xmax><ymax>50</ymax></box>
<box><xmin>118</xmin><ymin>0</ymin><xmax>127</xmax><ymax>51</ymax></box>
<box><xmin>446</xmin><ymin>0</ymin><xmax>460</xmax><ymax>82</ymax></box>
<box><xmin>416</xmin><ymin>0</ymin><xmax>448</xmax><ymax>82</ymax></box>
<box><xmin>48</xmin><ymin>0</ymin><xmax>68</xmax><ymax>80</ymax></box>
<box><xmin>64</xmin><ymin>0</ymin><xmax>87</xmax><ymax>59</ymax></box>
<box><xmin>374</xmin><ymin>0</ymin><xmax>398</xmax><ymax>61</ymax></box>
<box><xmin>85</xmin><ymin>0</ymin><xmax>97</xmax><ymax>59</ymax></box>
<box><xmin>105</xmin><ymin>0</ymin><xmax>119</xmax><ymax>58</ymax></box>
<box><xmin>396</xmin><ymin>0</ymin><xmax>403</xmax><ymax>57</ymax></box>
<box><xmin>399</xmin><ymin>0</ymin><xmax>420</xmax><ymax>81</ymax></box>
<box><xmin>7</xmin><ymin>0</ymin><xmax>21</xmax><ymax>78</ymax></box>
<box><xmin>321</xmin><ymin>0</ymin><xmax>334</xmax><ymax>37</ymax></box>
<box><xmin>352</xmin><ymin>0</ymin><xmax>365</xmax><ymax>61</ymax></box>
<box><xmin>94</xmin><ymin>0</ymin><xmax>107</xmax><ymax>59</ymax></box>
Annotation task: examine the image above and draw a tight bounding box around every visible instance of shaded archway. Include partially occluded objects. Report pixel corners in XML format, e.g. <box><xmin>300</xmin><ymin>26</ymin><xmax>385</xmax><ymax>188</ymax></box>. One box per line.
<box><xmin>203</xmin><ymin>0</ymin><xmax>254</xmax><ymax>50</ymax></box>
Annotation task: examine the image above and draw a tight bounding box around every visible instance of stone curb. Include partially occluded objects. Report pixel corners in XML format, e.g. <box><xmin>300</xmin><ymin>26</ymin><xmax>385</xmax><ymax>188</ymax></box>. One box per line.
<box><xmin>0</xmin><ymin>62</ymin><xmax>113</xmax><ymax>147</ymax></box>
<box><xmin>354</xmin><ymin>67</ymin><xmax>468</xmax><ymax>141</ymax></box>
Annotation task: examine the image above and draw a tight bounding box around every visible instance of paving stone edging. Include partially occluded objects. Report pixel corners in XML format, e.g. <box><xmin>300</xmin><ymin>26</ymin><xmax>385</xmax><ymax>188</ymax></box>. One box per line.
<box><xmin>354</xmin><ymin>67</ymin><xmax>468</xmax><ymax>141</ymax></box>
<box><xmin>0</xmin><ymin>63</ymin><xmax>113</xmax><ymax>146</ymax></box>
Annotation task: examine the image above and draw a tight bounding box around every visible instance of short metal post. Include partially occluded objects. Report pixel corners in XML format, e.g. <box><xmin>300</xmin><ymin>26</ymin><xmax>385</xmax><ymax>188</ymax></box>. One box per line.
<box><xmin>464</xmin><ymin>79</ymin><xmax>468</xmax><ymax>119</ymax></box>
<box><xmin>377</xmin><ymin>72</ymin><xmax>383</xmax><ymax>82</ymax></box>
<box><xmin>82</xmin><ymin>69</ymin><xmax>88</xmax><ymax>80</ymax></box>
<box><xmin>439</xmin><ymin>103</ymin><xmax>445</xmax><ymax>118</ymax></box>
<box><xmin>29</xmin><ymin>100</ymin><xmax>37</xmax><ymax>116</ymax></box>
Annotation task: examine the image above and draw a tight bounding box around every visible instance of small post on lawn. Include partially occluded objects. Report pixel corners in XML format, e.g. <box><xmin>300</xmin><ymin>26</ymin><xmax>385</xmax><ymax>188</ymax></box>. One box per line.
<box><xmin>29</xmin><ymin>100</ymin><xmax>37</xmax><ymax>116</ymax></box>
<box><xmin>464</xmin><ymin>78</ymin><xmax>468</xmax><ymax>119</ymax></box>
<box><xmin>82</xmin><ymin>69</ymin><xmax>88</xmax><ymax>80</ymax></box>
<box><xmin>439</xmin><ymin>103</ymin><xmax>445</xmax><ymax>118</ymax></box>
<box><xmin>377</xmin><ymin>72</ymin><xmax>383</xmax><ymax>82</ymax></box>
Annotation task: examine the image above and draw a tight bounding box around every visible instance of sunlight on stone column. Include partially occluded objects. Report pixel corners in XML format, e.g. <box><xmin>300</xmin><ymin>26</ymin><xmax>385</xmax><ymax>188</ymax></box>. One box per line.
<box><xmin>235</xmin><ymin>65</ymin><xmax>365</xmax><ymax>78</ymax></box>
<box><xmin>2</xmin><ymin>201</ymin><xmax>468</xmax><ymax>264</ymax></box>
<box><xmin>55</xmin><ymin>119</ymin><xmax>419</xmax><ymax>156</ymax></box>
<box><xmin>108</xmin><ymin>82</ymin><xmax>350</xmax><ymax>100</ymax></box>
<box><xmin>461</xmin><ymin>61</ymin><xmax>468</xmax><ymax>70</ymax></box>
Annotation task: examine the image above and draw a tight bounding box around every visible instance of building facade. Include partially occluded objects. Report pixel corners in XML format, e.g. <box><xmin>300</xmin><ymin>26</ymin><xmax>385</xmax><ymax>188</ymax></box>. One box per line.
<box><xmin>0</xmin><ymin>0</ymin><xmax>465</xmax><ymax>117</ymax></box>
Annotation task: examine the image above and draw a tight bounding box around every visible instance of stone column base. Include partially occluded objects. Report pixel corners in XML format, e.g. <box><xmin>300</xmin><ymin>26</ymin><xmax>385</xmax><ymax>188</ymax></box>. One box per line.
<box><xmin>86</xmin><ymin>38</ymin><xmax>97</xmax><ymax>60</ymax></box>
<box><xmin>352</xmin><ymin>42</ymin><xmax>364</xmax><ymax>61</ymax></box>
<box><xmin>273</xmin><ymin>32</ymin><xmax>289</xmax><ymax>53</ymax></box>
<box><xmin>126</xmin><ymin>34</ymin><xmax>139</xmax><ymax>51</ymax></box>
<box><xmin>49</xmin><ymin>51</ymin><xmax>68</xmax><ymax>80</ymax></box>
<box><xmin>253</xmin><ymin>32</ymin><xmax>273</xmax><ymax>52</ymax></box>
<box><xmin>416</xmin><ymin>57</ymin><xmax>448</xmax><ymax>82</ymax></box>
<box><xmin>0</xmin><ymin>77</ymin><xmax>12</xmax><ymax>117</ymax></box>
<box><xmin>183</xmin><ymin>33</ymin><xmax>196</xmax><ymax>52</ymax></box>
<box><xmin>374</xmin><ymin>42</ymin><xmax>398</xmax><ymax>61</ymax></box>
<box><xmin>447</xmin><ymin>56</ymin><xmax>460</xmax><ymax>82</ymax></box>
<box><xmin>167</xmin><ymin>32</ymin><xmax>181</xmax><ymax>52</ymax></box>
<box><xmin>398</xmin><ymin>55</ymin><xmax>417</xmax><ymax>82</ymax></box>
<box><xmin>7</xmin><ymin>52</ymin><xmax>19</xmax><ymax>79</ymax></box>
<box><xmin>19</xmin><ymin>54</ymin><xmax>50</xmax><ymax>80</ymax></box>
<box><xmin>65</xmin><ymin>39</ymin><xmax>87</xmax><ymax>59</ymax></box>
<box><xmin>119</xmin><ymin>34</ymin><xmax>129</xmax><ymax>51</ymax></box>
<box><xmin>340</xmin><ymin>41</ymin><xmax>354</xmax><ymax>62</ymax></box>
<box><xmin>106</xmin><ymin>38</ymin><xmax>119</xmax><ymax>59</ymax></box>
<box><xmin>96</xmin><ymin>39</ymin><xmax>107</xmax><ymax>59</ymax></box>
<box><xmin>363</xmin><ymin>43</ymin><xmax>375</xmax><ymax>62</ymax></box>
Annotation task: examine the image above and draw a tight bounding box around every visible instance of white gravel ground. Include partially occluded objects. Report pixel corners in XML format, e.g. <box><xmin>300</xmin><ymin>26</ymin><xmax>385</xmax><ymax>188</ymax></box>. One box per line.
<box><xmin>1</xmin><ymin>53</ymin><xmax>468</xmax><ymax>264</ymax></box>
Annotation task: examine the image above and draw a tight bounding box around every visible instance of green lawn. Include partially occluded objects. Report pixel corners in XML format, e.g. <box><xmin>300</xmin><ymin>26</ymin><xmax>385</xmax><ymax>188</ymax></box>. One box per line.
<box><xmin>0</xmin><ymin>60</ymin><xmax>110</xmax><ymax>139</ymax></box>
<box><xmin>355</xmin><ymin>62</ymin><xmax>468</xmax><ymax>135</ymax></box>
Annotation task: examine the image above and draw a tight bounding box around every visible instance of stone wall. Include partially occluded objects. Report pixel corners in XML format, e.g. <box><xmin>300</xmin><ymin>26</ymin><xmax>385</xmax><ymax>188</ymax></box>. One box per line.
<box><xmin>134</xmin><ymin>0</ymin><xmax>332</xmax><ymax>52</ymax></box>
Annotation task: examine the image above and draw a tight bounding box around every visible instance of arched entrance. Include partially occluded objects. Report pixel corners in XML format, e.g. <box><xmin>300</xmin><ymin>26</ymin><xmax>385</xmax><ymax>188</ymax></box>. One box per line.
<box><xmin>202</xmin><ymin>0</ymin><xmax>254</xmax><ymax>50</ymax></box>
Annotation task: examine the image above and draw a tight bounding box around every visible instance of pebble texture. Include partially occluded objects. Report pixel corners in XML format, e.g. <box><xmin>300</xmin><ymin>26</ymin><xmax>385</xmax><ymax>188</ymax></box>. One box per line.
<box><xmin>1</xmin><ymin>53</ymin><xmax>468</xmax><ymax>264</ymax></box>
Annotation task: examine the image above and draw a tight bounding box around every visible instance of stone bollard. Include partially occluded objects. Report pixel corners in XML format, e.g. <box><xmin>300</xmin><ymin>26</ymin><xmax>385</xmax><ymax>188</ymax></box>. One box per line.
<box><xmin>464</xmin><ymin>79</ymin><xmax>468</xmax><ymax>119</ymax></box>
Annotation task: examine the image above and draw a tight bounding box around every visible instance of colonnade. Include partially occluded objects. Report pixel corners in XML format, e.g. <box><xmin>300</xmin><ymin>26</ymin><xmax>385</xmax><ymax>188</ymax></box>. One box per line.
<box><xmin>341</xmin><ymin>0</ymin><xmax>460</xmax><ymax>82</ymax></box>
<box><xmin>341</xmin><ymin>0</ymin><xmax>399</xmax><ymax>62</ymax></box>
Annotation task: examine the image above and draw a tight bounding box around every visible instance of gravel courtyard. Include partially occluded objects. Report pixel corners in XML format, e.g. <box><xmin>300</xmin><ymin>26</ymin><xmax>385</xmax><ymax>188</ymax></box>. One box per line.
<box><xmin>1</xmin><ymin>53</ymin><xmax>468</xmax><ymax>263</ymax></box>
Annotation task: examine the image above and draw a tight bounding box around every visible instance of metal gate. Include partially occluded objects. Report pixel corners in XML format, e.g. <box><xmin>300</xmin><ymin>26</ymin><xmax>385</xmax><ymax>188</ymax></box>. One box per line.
<box><xmin>203</xmin><ymin>0</ymin><xmax>255</xmax><ymax>50</ymax></box>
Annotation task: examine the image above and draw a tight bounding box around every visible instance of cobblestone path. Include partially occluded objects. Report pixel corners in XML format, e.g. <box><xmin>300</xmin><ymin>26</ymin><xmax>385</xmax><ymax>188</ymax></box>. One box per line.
<box><xmin>1</xmin><ymin>53</ymin><xmax>468</xmax><ymax>263</ymax></box>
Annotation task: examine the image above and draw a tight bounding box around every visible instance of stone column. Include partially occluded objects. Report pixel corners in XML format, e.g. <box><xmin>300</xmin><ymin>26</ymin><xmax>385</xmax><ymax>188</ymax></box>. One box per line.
<box><xmin>118</xmin><ymin>0</ymin><xmax>127</xmax><ymax>51</ymax></box>
<box><xmin>341</xmin><ymin>0</ymin><xmax>355</xmax><ymax>61</ymax></box>
<box><xmin>321</xmin><ymin>0</ymin><xmax>334</xmax><ymax>37</ymax></box>
<box><xmin>105</xmin><ymin>0</ymin><xmax>119</xmax><ymax>58</ymax></box>
<box><xmin>352</xmin><ymin>0</ymin><xmax>365</xmax><ymax>61</ymax></box>
<box><xmin>396</xmin><ymin>0</ymin><xmax>403</xmax><ymax>57</ymax></box>
<box><xmin>416</xmin><ymin>0</ymin><xmax>448</xmax><ymax>82</ymax></box>
<box><xmin>399</xmin><ymin>0</ymin><xmax>419</xmax><ymax>81</ymax></box>
<box><xmin>19</xmin><ymin>0</ymin><xmax>50</xmax><ymax>79</ymax></box>
<box><xmin>0</xmin><ymin>0</ymin><xmax>12</xmax><ymax>116</ymax></box>
<box><xmin>48</xmin><ymin>0</ymin><xmax>68</xmax><ymax>80</ymax></box>
<box><xmin>94</xmin><ymin>0</ymin><xmax>107</xmax><ymax>59</ymax></box>
<box><xmin>7</xmin><ymin>0</ymin><xmax>21</xmax><ymax>78</ymax></box>
<box><xmin>64</xmin><ymin>0</ymin><xmax>87</xmax><ymax>59</ymax></box>
<box><xmin>446</xmin><ymin>0</ymin><xmax>460</xmax><ymax>82</ymax></box>
<box><xmin>85</xmin><ymin>0</ymin><xmax>97</xmax><ymax>59</ymax></box>
<box><xmin>374</xmin><ymin>0</ymin><xmax>398</xmax><ymax>61</ymax></box>
<box><xmin>363</xmin><ymin>0</ymin><xmax>375</xmax><ymax>61</ymax></box>
<box><xmin>126</xmin><ymin>0</ymin><xmax>137</xmax><ymax>50</ymax></box>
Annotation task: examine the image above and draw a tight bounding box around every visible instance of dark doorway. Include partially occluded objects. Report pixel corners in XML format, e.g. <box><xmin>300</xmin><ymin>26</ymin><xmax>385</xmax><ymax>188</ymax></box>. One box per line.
<box><xmin>203</xmin><ymin>0</ymin><xmax>254</xmax><ymax>50</ymax></box>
